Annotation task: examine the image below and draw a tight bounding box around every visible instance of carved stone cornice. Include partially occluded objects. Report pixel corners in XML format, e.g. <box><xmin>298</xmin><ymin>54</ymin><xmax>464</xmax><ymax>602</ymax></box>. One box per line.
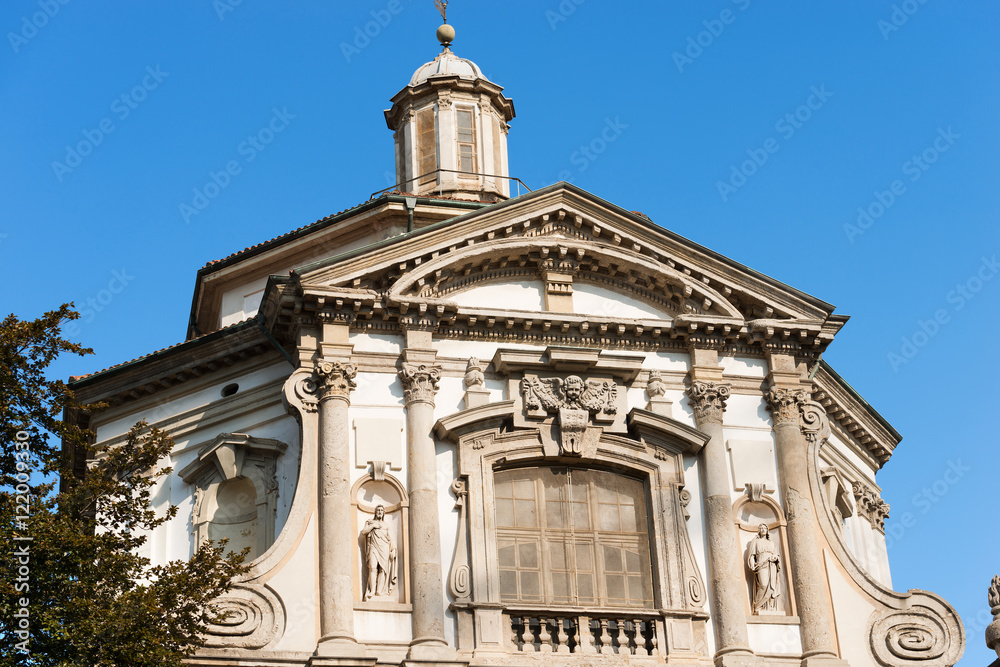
<box><xmin>685</xmin><ymin>381</ymin><xmax>731</xmax><ymax>425</ymax></box>
<box><xmin>765</xmin><ymin>386</ymin><xmax>808</xmax><ymax>427</ymax></box>
<box><xmin>314</xmin><ymin>360</ymin><xmax>357</xmax><ymax>402</ymax></box>
<box><xmin>399</xmin><ymin>363</ymin><xmax>442</xmax><ymax>405</ymax></box>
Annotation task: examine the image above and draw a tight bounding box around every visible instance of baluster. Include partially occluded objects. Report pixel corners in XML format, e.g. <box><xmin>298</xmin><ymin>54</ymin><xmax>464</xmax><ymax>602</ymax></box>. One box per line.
<box><xmin>510</xmin><ymin>615</ymin><xmax>521</xmax><ymax>651</ymax></box>
<box><xmin>610</xmin><ymin>619</ymin><xmax>623</xmax><ymax>653</ymax></box>
<box><xmin>633</xmin><ymin>618</ymin><xmax>648</xmax><ymax>656</ymax></box>
<box><xmin>519</xmin><ymin>616</ymin><xmax>534</xmax><ymax>652</ymax></box>
<box><xmin>598</xmin><ymin>618</ymin><xmax>611</xmax><ymax>654</ymax></box>
<box><xmin>538</xmin><ymin>617</ymin><xmax>552</xmax><ymax>652</ymax></box>
<box><xmin>578</xmin><ymin>615</ymin><xmax>596</xmax><ymax>653</ymax></box>
<box><xmin>556</xmin><ymin>617</ymin><xmax>571</xmax><ymax>653</ymax></box>
<box><xmin>648</xmin><ymin>619</ymin><xmax>659</xmax><ymax>657</ymax></box>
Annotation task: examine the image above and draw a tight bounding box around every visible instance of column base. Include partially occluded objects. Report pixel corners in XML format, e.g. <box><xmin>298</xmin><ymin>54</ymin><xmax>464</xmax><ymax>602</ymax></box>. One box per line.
<box><xmin>800</xmin><ymin>654</ymin><xmax>849</xmax><ymax>667</ymax></box>
<box><xmin>714</xmin><ymin>649</ymin><xmax>756</xmax><ymax>667</ymax></box>
<box><xmin>405</xmin><ymin>641</ymin><xmax>465</xmax><ymax>666</ymax></box>
<box><xmin>312</xmin><ymin>637</ymin><xmax>374</xmax><ymax>666</ymax></box>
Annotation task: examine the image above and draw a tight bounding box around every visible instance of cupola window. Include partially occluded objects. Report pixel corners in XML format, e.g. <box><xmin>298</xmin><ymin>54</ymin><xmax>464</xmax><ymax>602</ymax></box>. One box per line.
<box><xmin>456</xmin><ymin>108</ymin><xmax>477</xmax><ymax>175</ymax></box>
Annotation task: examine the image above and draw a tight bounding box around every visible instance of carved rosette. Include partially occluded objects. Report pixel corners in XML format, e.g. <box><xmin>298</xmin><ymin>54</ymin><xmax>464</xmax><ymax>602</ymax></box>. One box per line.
<box><xmin>987</xmin><ymin>575</ymin><xmax>1000</xmax><ymax>657</ymax></box>
<box><xmin>868</xmin><ymin>607</ymin><xmax>962</xmax><ymax>667</ymax></box>
<box><xmin>685</xmin><ymin>381</ymin><xmax>731</xmax><ymax>425</ymax></box>
<box><xmin>203</xmin><ymin>584</ymin><xmax>285</xmax><ymax>650</ymax></box>
<box><xmin>314</xmin><ymin>360</ymin><xmax>357</xmax><ymax>402</ymax></box>
<box><xmin>399</xmin><ymin>363</ymin><xmax>442</xmax><ymax>405</ymax></box>
<box><xmin>765</xmin><ymin>386</ymin><xmax>808</xmax><ymax>427</ymax></box>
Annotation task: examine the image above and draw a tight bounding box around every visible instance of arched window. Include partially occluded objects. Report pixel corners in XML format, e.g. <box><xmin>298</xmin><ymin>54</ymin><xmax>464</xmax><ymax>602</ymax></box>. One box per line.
<box><xmin>494</xmin><ymin>467</ymin><xmax>653</xmax><ymax>609</ymax></box>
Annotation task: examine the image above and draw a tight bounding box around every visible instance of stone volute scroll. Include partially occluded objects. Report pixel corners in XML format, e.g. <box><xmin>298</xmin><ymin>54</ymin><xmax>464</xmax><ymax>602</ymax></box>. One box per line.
<box><xmin>520</xmin><ymin>374</ymin><xmax>617</xmax><ymax>455</ymax></box>
<box><xmin>315</xmin><ymin>360</ymin><xmax>358</xmax><ymax>401</ymax></box>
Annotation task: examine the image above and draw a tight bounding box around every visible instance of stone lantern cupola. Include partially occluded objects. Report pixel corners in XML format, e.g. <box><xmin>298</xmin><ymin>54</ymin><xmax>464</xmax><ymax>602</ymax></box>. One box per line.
<box><xmin>384</xmin><ymin>23</ymin><xmax>515</xmax><ymax>203</ymax></box>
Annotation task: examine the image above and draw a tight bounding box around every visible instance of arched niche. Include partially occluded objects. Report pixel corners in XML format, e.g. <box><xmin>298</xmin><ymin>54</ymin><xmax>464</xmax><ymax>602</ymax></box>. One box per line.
<box><xmin>350</xmin><ymin>472</ymin><xmax>410</xmax><ymax>610</ymax></box>
<box><xmin>179</xmin><ymin>433</ymin><xmax>287</xmax><ymax>562</ymax></box>
<box><xmin>732</xmin><ymin>493</ymin><xmax>796</xmax><ymax>620</ymax></box>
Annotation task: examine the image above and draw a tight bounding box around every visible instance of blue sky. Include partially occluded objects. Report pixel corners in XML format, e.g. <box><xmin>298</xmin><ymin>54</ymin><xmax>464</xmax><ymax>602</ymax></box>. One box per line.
<box><xmin>2</xmin><ymin>1</ymin><xmax>997</xmax><ymax>662</ymax></box>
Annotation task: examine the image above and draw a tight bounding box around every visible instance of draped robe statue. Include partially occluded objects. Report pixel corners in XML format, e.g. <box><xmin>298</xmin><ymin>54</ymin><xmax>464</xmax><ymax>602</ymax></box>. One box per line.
<box><xmin>747</xmin><ymin>523</ymin><xmax>781</xmax><ymax>613</ymax></box>
<box><xmin>361</xmin><ymin>505</ymin><xmax>397</xmax><ymax>600</ymax></box>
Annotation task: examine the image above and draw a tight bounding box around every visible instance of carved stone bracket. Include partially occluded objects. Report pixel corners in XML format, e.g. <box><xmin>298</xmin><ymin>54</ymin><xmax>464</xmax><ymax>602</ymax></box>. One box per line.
<box><xmin>685</xmin><ymin>381</ymin><xmax>730</xmax><ymax>425</ymax></box>
<box><xmin>853</xmin><ymin>482</ymin><xmax>891</xmax><ymax>532</ymax></box>
<box><xmin>314</xmin><ymin>360</ymin><xmax>357</xmax><ymax>401</ymax></box>
<box><xmin>399</xmin><ymin>362</ymin><xmax>442</xmax><ymax>405</ymax></box>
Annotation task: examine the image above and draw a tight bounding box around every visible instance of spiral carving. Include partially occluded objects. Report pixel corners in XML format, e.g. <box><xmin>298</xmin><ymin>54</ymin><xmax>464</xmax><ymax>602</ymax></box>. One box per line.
<box><xmin>687</xmin><ymin>575</ymin><xmax>705</xmax><ymax>605</ymax></box>
<box><xmin>203</xmin><ymin>584</ymin><xmax>284</xmax><ymax>649</ymax></box>
<box><xmin>869</xmin><ymin>609</ymin><xmax>959</xmax><ymax>667</ymax></box>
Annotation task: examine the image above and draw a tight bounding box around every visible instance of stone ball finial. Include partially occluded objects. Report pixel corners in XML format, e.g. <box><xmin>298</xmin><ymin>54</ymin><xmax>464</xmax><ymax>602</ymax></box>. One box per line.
<box><xmin>437</xmin><ymin>23</ymin><xmax>455</xmax><ymax>47</ymax></box>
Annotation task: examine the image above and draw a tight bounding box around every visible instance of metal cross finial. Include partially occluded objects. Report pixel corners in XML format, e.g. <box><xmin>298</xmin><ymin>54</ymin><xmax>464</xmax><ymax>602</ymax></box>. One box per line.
<box><xmin>435</xmin><ymin>0</ymin><xmax>449</xmax><ymax>23</ymax></box>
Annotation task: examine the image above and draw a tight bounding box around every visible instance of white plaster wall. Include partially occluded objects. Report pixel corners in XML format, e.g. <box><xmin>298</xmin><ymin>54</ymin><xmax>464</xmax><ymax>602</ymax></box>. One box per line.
<box><xmin>220</xmin><ymin>274</ymin><xmax>272</xmax><ymax>328</ymax></box>
<box><xmin>95</xmin><ymin>362</ymin><xmax>291</xmax><ymax>443</ymax></box>
<box><xmin>825</xmin><ymin>551</ymin><xmax>878</xmax><ymax>667</ymax></box>
<box><xmin>720</xmin><ymin>355</ymin><xmax>767</xmax><ymax>378</ymax></box>
<box><xmin>683</xmin><ymin>453</ymin><xmax>714</xmax><ymax>657</ymax></box>
<box><xmin>272</xmin><ymin>513</ymin><xmax>320</xmax><ymax>651</ymax></box>
<box><xmin>433</xmin><ymin>338</ymin><xmax>544</xmax><ymax>361</ymax></box>
<box><xmin>572</xmin><ymin>283</ymin><xmax>673</xmax><ymax>320</ymax></box>
<box><xmin>450</xmin><ymin>280</ymin><xmax>545</xmax><ymax>311</ymax></box>
<box><xmin>350</xmin><ymin>332</ymin><xmax>404</xmax><ymax>354</ymax></box>
<box><xmin>827</xmin><ymin>432</ymin><xmax>878</xmax><ymax>485</ymax></box>
<box><xmin>748</xmin><ymin>623</ymin><xmax>803</xmax><ymax>655</ymax></box>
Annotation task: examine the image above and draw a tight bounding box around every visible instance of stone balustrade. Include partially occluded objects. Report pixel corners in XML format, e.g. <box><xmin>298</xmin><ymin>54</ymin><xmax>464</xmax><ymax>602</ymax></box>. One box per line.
<box><xmin>507</xmin><ymin>611</ymin><xmax>660</xmax><ymax>656</ymax></box>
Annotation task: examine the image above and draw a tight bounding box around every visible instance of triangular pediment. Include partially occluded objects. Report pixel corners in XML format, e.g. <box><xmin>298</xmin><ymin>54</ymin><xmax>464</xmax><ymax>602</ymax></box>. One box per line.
<box><xmin>270</xmin><ymin>183</ymin><xmax>843</xmax><ymax>349</ymax></box>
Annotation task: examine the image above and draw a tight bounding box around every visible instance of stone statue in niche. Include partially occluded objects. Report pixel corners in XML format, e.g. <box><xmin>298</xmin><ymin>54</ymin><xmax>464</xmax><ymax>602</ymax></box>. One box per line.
<box><xmin>747</xmin><ymin>523</ymin><xmax>781</xmax><ymax>614</ymax></box>
<box><xmin>361</xmin><ymin>505</ymin><xmax>397</xmax><ymax>600</ymax></box>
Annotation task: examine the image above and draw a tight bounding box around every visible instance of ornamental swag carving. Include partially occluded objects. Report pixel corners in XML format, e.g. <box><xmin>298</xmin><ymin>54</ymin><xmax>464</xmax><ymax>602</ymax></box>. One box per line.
<box><xmin>520</xmin><ymin>375</ymin><xmax>617</xmax><ymax>455</ymax></box>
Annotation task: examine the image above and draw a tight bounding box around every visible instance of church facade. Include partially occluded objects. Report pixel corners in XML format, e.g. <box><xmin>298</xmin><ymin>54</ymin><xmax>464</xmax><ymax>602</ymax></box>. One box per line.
<box><xmin>68</xmin><ymin>27</ymin><xmax>964</xmax><ymax>667</ymax></box>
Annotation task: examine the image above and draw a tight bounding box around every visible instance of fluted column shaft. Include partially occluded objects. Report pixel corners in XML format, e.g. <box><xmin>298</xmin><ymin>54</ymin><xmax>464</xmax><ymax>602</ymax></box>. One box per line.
<box><xmin>315</xmin><ymin>360</ymin><xmax>359</xmax><ymax>648</ymax></box>
<box><xmin>687</xmin><ymin>380</ymin><xmax>754</xmax><ymax>666</ymax></box>
<box><xmin>400</xmin><ymin>360</ymin><xmax>448</xmax><ymax>650</ymax></box>
<box><xmin>765</xmin><ymin>384</ymin><xmax>839</xmax><ymax>660</ymax></box>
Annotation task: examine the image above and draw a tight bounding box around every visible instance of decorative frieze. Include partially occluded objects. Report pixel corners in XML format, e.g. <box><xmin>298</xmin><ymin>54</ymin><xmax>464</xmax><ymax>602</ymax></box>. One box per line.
<box><xmin>399</xmin><ymin>362</ymin><xmax>442</xmax><ymax>405</ymax></box>
<box><xmin>685</xmin><ymin>381</ymin><xmax>730</xmax><ymax>425</ymax></box>
<box><xmin>314</xmin><ymin>360</ymin><xmax>357</xmax><ymax>401</ymax></box>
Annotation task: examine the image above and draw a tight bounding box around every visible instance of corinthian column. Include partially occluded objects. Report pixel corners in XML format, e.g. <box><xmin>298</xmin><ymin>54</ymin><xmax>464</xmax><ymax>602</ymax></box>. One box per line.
<box><xmin>399</xmin><ymin>360</ymin><xmax>450</xmax><ymax>658</ymax></box>
<box><xmin>764</xmin><ymin>381</ymin><xmax>844</xmax><ymax>667</ymax></box>
<box><xmin>686</xmin><ymin>379</ymin><xmax>754</xmax><ymax>667</ymax></box>
<box><xmin>314</xmin><ymin>360</ymin><xmax>364</xmax><ymax>657</ymax></box>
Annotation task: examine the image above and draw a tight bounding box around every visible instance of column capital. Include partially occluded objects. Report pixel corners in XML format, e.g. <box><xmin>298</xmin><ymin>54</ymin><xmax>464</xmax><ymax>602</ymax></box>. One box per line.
<box><xmin>764</xmin><ymin>386</ymin><xmax>808</xmax><ymax>426</ymax></box>
<box><xmin>315</xmin><ymin>360</ymin><xmax>357</xmax><ymax>402</ymax></box>
<box><xmin>400</xmin><ymin>363</ymin><xmax>442</xmax><ymax>406</ymax></box>
<box><xmin>685</xmin><ymin>381</ymin><xmax>731</xmax><ymax>425</ymax></box>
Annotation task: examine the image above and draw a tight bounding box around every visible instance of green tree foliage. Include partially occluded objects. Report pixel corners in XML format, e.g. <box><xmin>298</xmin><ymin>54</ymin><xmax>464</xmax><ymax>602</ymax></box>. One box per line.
<box><xmin>1</xmin><ymin>305</ymin><xmax>249</xmax><ymax>666</ymax></box>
